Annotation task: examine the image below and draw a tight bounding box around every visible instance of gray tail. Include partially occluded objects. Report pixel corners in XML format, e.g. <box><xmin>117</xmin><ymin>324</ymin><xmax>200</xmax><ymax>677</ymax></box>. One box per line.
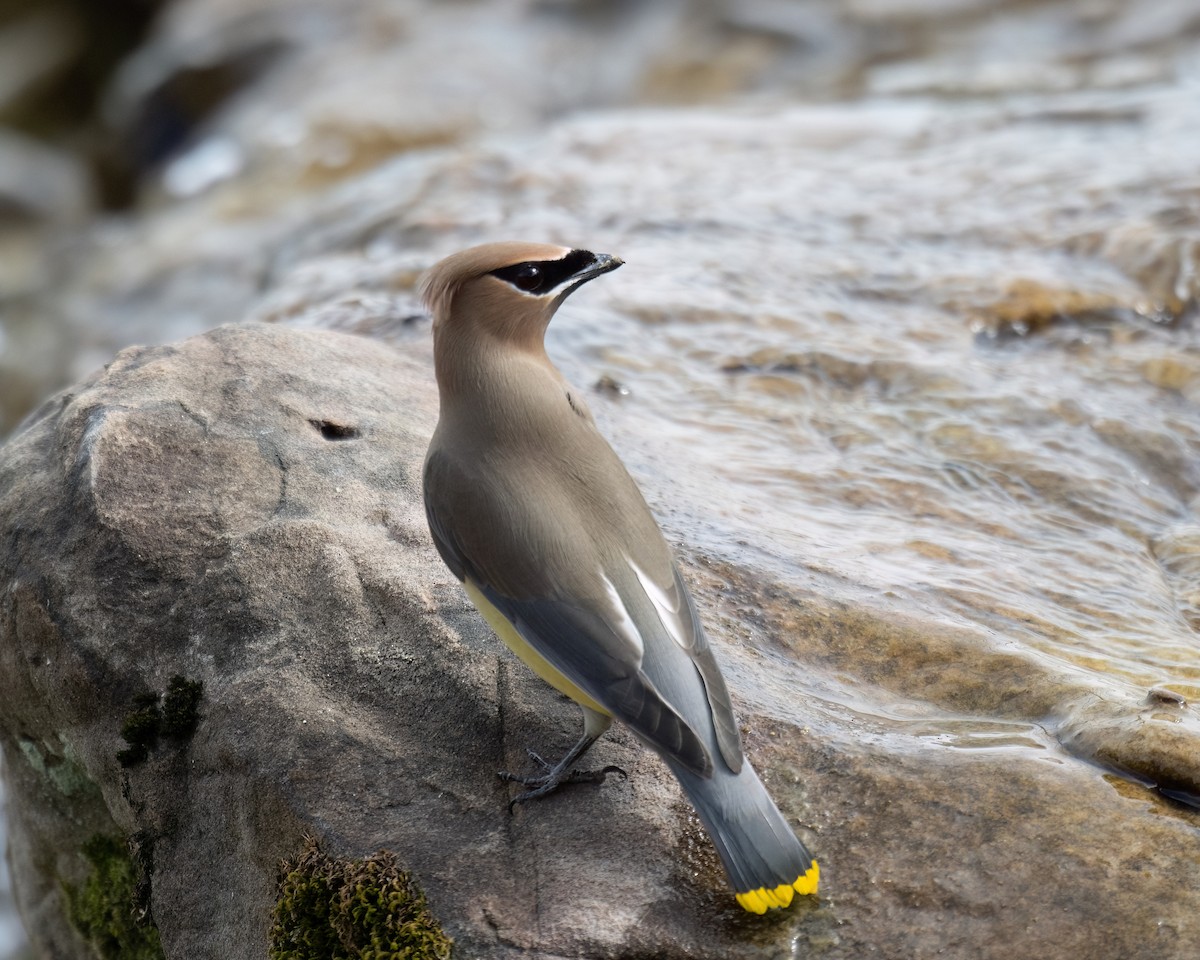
<box><xmin>669</xmin><ymin>757</ymin><xmax>818</xmax><ymax>911</ymax></box>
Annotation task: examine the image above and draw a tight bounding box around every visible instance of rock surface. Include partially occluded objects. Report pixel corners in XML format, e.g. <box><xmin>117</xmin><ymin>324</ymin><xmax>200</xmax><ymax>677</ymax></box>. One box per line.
<box><xmin>2</xmin><ymin>324</ymin><xmax>1200</xmax><ymax>959</ymax></box>
<box><xmin>0</xmin><ymin>323</ymin><xmax>790</xmax><ymax>959</ymax></box>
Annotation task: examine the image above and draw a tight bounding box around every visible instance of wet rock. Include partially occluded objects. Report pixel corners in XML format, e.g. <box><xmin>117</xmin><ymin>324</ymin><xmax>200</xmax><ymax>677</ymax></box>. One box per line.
<box><xmin>0</xmin><ymin>130</ymin><xmax>90</xmax><ymax>223</ymax></box>
<box><xmin>1149</xmin><ymin>526</ymin><xmax>1200</xmax><ymax>641</ymax></box>
<box><xmin>968</xmin><ymin>278</ymin><xmax>1129</xmax><ymax>340</ymax></box>
<box><xmin>0</xmin><ymin>0</ymin><xmax>166</xmax><ymax>211</ymax></box>
<box><xmin>1146</xmin><ymin>687</ymin><xmax>1188</xmax><ymax>708</ymax></box>
<box><xmin>593</xmin><ymin>373</ymin><xmax>630</xmax><ymax>398</ymax></box>
<box><xmin>0</xmin><ymin>6</ymin><xmax>83</xmax><ymax>127</ymax></box>
<box><xmin>109</xmin><ymin>0</ymin><xmax>1200</xmax><ymax>208</ymax></box>
<box><xmin>1080</xmin><ymin>220</ymin><xmax>1200</xmax><ymax>325</ymax></box>
<box><xmin>1140</xmin><ymin>354</ymin><xmax>1198</xmax><ymax>393</ymax></box>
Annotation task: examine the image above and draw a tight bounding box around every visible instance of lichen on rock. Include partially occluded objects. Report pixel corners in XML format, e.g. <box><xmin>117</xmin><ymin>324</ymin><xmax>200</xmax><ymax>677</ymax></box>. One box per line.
<box><xmin>269</xmin><ymin>837</ymin><xmax>452</xmax><ymax>960</ymax></box>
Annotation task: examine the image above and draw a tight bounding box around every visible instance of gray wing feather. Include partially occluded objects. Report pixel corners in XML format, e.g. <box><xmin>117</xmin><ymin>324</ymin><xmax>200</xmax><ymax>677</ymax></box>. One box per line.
<box><xmin>423</xmin><ymin>448</ymin><xmax>713</xmax><ymax>777</ymax></box>
<box><xmin>473</xmin><ymin>581</ymin><xmax>713</xmax><ymax>777</ymax></box>
<box><xmin>669</xmin><ymin>565</ymin><xmax>744</xmax><ymax>774</ymax></box>
<box><xmin>423</xmin><ymin>459</ymin><xmax>469</xmax><ymax>583</ymax></box>
<box><xmin>620</xmin><ymin>556</ymin><xmax>745</xmax><ymax>774</ymax></box>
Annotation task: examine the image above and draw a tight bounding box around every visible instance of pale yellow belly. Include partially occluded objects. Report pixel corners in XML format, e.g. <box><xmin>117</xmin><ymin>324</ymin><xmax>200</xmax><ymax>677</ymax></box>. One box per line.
<box><xmin>463</xmin><ymin>579</ymin><xmax>611</xmax><ymax>716</ymax></box>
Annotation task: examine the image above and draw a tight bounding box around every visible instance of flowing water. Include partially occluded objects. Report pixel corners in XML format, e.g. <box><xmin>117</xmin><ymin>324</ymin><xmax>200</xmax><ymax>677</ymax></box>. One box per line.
<box><xmin>464</xmin><ymin>90</ymin><xmax>1200</xmax><ymax>705</ymax></box>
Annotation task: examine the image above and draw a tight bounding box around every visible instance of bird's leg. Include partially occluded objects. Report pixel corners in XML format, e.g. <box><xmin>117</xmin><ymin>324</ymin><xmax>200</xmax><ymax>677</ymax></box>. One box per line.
<box><xmin>500</xmin><ymin>708</ymin><xmax>624</xmax><ymax>809</ymax></box>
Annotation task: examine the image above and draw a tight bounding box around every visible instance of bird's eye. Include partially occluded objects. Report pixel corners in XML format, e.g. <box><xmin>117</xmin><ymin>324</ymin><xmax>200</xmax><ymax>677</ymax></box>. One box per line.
<box><xmin>512</xmin><ymin>264</ymin><xmax>541</xmax><ymax>291</ymax></box>
<box><xmin>490</xmin><ymin>260</ymin><xmax>553</xmax><ymax>293</ymax></box>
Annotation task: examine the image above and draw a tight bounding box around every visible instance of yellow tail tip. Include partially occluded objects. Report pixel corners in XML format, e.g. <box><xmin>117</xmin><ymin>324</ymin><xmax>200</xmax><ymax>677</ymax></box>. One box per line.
<box><xmin>735</xmin><ymin>861</ymin><xmax>820</xmax><ymax>914</ymax></box>
<box><xmin>793</xmin><ymin>861</ymin><xmax>820</xmax><ymax>896</ymax></box>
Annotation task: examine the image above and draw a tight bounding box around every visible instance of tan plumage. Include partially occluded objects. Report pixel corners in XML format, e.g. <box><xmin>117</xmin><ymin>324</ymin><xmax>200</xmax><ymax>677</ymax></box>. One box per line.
<box><xmin>421</xmin><ymin>241</ymin><xmax>818</xmax><ymax>912</ymax></box>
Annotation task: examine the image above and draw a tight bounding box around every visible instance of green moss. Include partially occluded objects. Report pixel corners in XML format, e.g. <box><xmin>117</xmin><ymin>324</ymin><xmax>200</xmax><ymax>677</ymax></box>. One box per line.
<box><xmin>269</xmin><ymin>837</ymin><xmax>452</xmax><ymax>960</ymax></box>
<box><xmin>160</xmin><ymin>676</ymin><xmax>203</xmax><ymax>739</ymax></box>
<box><xmin>118</xmin><ymin>676</ymin><xmax>203</xmax><ymax>767</ymax></box>
<box><xmin>117</xmin><ymin>696</ymin><xmax>160</xmax><ymax>767</ymax></box>
<box><xmin>64</xmin><ymin>834</ymin><xmax>164</xmax><ymax>960</ymax></box>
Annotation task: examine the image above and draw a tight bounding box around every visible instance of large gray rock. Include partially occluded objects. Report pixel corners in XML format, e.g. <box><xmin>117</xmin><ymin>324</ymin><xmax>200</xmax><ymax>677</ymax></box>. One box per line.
<box><xmin>0</xmin><ymin>322</ymin><xmax>801</xmax><ymax>959</ymax></box>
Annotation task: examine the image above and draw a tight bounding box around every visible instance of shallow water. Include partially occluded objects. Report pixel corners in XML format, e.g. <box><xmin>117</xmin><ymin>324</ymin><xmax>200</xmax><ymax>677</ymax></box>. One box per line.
<box><xmin>529</xmin><ymin>92</ymin><xmax>1200</xmax><ymax>705</ymax></box>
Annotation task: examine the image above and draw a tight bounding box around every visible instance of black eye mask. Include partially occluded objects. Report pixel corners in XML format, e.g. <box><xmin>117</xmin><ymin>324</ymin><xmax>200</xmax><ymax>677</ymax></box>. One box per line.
<box><xmin>490</xmin><ymin>249</ymin><xmax>598</xmax><ymax>296</ymax></box>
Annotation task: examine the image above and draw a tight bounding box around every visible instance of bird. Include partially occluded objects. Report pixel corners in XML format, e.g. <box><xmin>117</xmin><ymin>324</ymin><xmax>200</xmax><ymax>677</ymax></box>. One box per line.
<box><xmin>420</xmin><ymin>241</ymin><xmax>819</xmax><ymax>913</ymax></box>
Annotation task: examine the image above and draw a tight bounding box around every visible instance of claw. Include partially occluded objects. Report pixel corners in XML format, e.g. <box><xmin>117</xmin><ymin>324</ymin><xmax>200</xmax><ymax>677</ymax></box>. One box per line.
<box><xmin>525</xmin><ymin>749</ymin><xmax>551</xmax><ymax>770</ymax></box>
<box><xmin>497</xmin><ymin>769</ymin><xmax>546</xmax><ymax>786</ymax></box>
<box><xmin>499</xmin><ymin>739</ymin><xmax>624</xmax><ymax>811</ymax></box>
<box><xmin>564</xmin><ymin>764</ymin><xmax>626</xmax><ymax>786</ymax></box>
<box><xmin>500</xmin><ymin>764</ymin><xmax>628</xmax><ymax>811</ymax></box>
<box><xmin>498</xmin><ymin>721</ymin><xmax>618</xmax><ymax>811</ymax></box>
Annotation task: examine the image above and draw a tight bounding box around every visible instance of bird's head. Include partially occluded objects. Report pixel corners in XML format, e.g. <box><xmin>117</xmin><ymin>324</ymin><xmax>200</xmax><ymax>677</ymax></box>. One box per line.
<box><xmin>421</xmin><ymin>241</ymin><xmax>623</xmax><ymax>347</ymax></box>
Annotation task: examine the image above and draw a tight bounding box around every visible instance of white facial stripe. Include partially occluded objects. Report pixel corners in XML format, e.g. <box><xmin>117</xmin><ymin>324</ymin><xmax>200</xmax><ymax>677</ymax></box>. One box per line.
<box><xmin>506</xmin><ymin>274</ymin><xmax>585</xmax><ymax>300</ymax></box>
<box><xmin>629</xmin><ymin>557</ymin><xmax>691</xmax><ymax>651</ymax></box>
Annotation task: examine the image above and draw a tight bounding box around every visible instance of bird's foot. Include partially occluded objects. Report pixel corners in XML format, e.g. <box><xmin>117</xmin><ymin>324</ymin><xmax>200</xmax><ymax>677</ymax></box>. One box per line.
<box><xmin>499</xmin><ymin>748</ymin><xmax>626</xmax><ymax>810</ymax></box>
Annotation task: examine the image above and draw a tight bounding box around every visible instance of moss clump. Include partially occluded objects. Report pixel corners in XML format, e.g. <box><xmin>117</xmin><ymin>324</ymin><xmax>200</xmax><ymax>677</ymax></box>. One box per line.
<box><xmin>160</xmin><ymin>676</ymin><xmax>204</xmax><ymax>738</ymax></box>
<box><xmin>117</xmin><ymin>693</ymin><xmax>162</xmax><ymax>766</ymax></box>
<box><xmin>64</xmin><ymin>834</ymin><xmax>164</xmax><ymax>960</ymax></box>
<box><xmin>118</xmin><ymin>675</ymin><xmax>203</xmax><ymax>767</ymax></box>
<box><xmin>269</xmin><ymin>837</ymin><xmax>452</xmax><ymax>960</ymax></box>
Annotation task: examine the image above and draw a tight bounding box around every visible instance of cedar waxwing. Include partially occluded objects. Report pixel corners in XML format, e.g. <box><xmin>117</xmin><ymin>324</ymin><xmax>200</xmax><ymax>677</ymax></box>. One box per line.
<box><xmin>421</xmin><ymin>241</ymin><xmax>819</xmax><ymax>913</ymax></box>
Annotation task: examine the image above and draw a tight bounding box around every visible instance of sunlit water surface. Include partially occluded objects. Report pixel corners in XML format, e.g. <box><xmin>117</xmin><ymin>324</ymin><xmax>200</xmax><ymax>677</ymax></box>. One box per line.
<box><xmin>533</xmin><ymin>92</ymin><xmax>1200</xmax><ymax>709</ymax></box>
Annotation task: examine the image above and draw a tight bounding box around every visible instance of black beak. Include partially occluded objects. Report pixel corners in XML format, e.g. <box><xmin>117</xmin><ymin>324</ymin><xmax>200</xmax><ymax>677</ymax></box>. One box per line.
<box><xmin>558</xmin><ymin>251</ymin><xmax>623</xmax><ymax>300</ymax></box>
<box><xmin>577</xmin><ymin>252</ymin><xmax>624</xmax><ymax>281</ymax></box>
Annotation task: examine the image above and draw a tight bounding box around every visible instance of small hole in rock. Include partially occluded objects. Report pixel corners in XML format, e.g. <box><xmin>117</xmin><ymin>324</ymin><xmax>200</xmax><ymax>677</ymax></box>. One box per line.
<box><xmin>311</xmin><ymin>420</ymin><xmax>361</xmax><ymax>441</ymax></box>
